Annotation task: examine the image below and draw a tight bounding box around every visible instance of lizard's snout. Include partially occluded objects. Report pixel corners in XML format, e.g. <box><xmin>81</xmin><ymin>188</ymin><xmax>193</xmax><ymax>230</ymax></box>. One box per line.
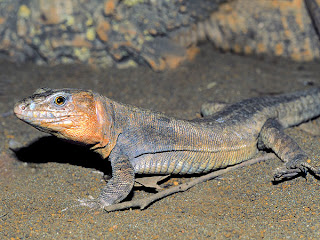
<box><xmin>14</xmin><ymin>99</ymin><xmax>37</xmax><ymax>116</ymax></box>
<box><xmin>14</xmin><ymin>102</ymin><xmax>26</xmax><ymax>117</ymax></box>
<box><xmin>14</xmin><ymin>100</ymin><xmax>36</xmax><ymax>121</ymax></box>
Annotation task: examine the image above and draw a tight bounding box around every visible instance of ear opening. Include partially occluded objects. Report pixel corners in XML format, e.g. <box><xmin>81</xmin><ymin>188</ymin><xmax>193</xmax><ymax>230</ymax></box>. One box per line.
<box><xmin>95</xmin><ymin>97</ymin><xmax>112</xmax><ymax>147</ymax></box>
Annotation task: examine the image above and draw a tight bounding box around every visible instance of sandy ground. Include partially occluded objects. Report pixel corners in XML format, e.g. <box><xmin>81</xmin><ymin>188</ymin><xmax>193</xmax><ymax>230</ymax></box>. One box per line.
<box><xmin>1</xmin><ymin>44</ymin><xmax>320</xmax><ymax>239</ymax></box>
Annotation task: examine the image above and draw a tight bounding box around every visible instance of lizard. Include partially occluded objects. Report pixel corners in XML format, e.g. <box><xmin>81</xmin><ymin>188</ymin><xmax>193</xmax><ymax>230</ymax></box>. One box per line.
<box><xmin>13</xmin><ymin>87</ymin><xmax>320</xmax><ymax>208</ymax></box>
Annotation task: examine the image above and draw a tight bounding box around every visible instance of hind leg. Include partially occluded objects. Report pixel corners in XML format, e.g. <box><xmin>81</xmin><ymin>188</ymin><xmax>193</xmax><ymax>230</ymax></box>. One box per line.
<box><xmin>259</xmin><ymin>118</ymin><xmax>320</xmax><ymax>180</ymax></box>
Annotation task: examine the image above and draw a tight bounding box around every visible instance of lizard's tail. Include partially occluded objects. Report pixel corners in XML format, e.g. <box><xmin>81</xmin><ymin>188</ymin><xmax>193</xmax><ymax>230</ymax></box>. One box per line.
<box><xmin>276</xmin><ymin>88</ymin><xmax>320</xmax><ymax>128</ymax></box>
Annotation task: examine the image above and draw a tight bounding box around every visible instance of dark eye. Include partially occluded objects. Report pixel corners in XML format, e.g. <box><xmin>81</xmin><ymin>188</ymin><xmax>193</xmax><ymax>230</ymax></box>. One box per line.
<box><xmin>55</xmin><ymin>96</ymin><xmax>66</xmax><ymax>106</ymax></box>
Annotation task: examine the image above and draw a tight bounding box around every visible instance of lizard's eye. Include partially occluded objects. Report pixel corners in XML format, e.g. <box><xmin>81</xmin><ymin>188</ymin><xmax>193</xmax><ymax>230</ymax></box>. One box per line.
<box><xmin>54</xmin><ymin>96</ymin><xmax>66</xmax><ymax>106</ymax></box>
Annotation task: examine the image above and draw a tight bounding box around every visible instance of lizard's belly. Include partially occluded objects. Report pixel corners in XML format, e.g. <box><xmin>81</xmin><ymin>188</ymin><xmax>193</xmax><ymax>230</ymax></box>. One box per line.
<box><xmin>131</xmin><ymin>143</ymin><xmax>258</xmax><ymax>175</ymax></box>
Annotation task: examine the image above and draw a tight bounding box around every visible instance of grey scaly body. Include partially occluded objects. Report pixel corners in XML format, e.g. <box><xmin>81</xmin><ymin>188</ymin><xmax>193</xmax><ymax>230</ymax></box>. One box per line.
<box><xmin>14</xmin><ymin>87</ymin><xmax>320</xmax><ymax>208</ymax></box>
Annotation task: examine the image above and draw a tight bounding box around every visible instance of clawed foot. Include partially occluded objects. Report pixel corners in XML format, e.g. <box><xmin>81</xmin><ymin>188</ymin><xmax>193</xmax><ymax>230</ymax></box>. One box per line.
<box><xmin>77</xmin><ymin>197</ymin><xmax>109</xmax><ymax>209</ymax></box>
<box><xmin>274</xmin><ymin>166</ymin><xmax>307</xmax><ymax>180</ymax></box>
<box><xmin>274</xmin><ymin>160</ymin><xmax>320</xmax><ymax>181</ymax></box>
<box><xmin>62</xmin><ymin>196</ymin><xmax>110</xmax><ymax>212</ymax></box>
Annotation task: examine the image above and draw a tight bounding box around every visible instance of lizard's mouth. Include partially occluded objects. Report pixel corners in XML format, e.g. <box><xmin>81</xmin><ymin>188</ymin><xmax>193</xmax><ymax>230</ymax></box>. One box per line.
<box><xmin>14</xmin><ymin>104</ymin><xmax>72</xmax><ymax>125</ymax></box>
<box><xmin>17</xmin><ymin>112</ymin><xmax>69</xmax><ymax>122</ymax></box>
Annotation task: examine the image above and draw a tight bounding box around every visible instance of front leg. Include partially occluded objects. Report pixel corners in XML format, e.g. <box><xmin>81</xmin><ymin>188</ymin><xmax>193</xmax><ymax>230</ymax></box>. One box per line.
<box><xmin>99</xmin><ymin>154</ymin><xmax>135</xmax><ymax>206</ymax></box>
<box><xmin>259</xmin><ymin>118</ymin><xmax>320</xmax><ymax>180</ymax></box>
<box><xmin>79</xmin><ymin>150</ymin><xmax>135</xmax><ymax>209</ymax></box>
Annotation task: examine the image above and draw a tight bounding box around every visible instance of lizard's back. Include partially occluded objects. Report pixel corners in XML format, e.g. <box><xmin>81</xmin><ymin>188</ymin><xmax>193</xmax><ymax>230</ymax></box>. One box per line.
<box><xmin>199</xmin><ymin>88</ymin><xmax>320</xmax><ymax>128</ymax></box>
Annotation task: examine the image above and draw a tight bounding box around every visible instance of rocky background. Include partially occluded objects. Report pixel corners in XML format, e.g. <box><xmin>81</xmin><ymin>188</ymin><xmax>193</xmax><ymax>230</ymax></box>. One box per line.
<box><xmin>0</xmin><ymin>0</ymin><xmax>320</xmax><ymax>71</ymax></box>
<box><xmin>0</xmin><ymin>0</ymin><xmax>225</xmax><ymax>71</ymax></box>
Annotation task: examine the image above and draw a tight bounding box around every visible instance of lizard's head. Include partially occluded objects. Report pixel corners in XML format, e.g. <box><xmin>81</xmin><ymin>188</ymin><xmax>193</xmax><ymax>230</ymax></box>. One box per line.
<box><xmin>14</xmin><ymin>88</ymin><xmax>111</xmax><ymax>147</ymax></box>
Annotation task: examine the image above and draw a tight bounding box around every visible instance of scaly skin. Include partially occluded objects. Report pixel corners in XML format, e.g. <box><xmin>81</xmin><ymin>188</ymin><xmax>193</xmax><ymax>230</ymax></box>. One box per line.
<box><xmin>14</xmin><ymin>88</ymin><xmax>320</xmax><ymax>208</ymax></box>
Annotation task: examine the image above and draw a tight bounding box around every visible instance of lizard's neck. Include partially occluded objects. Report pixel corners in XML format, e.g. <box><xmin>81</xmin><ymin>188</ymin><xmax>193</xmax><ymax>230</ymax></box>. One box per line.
<box><xmin>90</xmin><ymin>94</ymin><xmax>121</xmax><ymax>158</ymax></box>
